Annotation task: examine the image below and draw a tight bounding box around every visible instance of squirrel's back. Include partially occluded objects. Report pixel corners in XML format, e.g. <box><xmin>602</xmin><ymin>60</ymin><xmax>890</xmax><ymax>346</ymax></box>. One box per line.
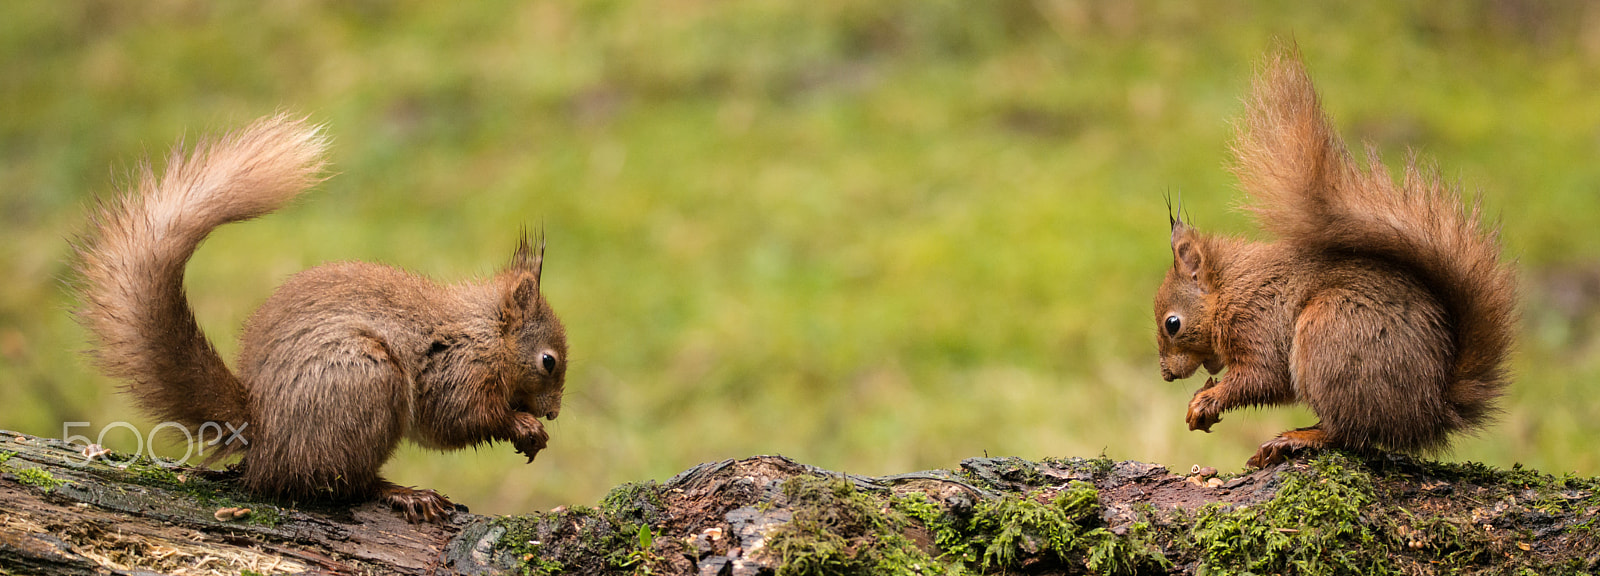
<box><xmin>1230</xmin><ymin>47</ymin><xmax>1518</xmax><ymax>428</ymax></box>
<box><xmin>73</xmin><ymin>114</ymin><xmax>328</xmax><ymax>439</ymax></box>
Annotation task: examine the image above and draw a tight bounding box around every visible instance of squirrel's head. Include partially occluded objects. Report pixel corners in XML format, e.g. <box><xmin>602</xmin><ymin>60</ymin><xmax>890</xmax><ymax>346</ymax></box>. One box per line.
<box><xmin>499</xmin><ymin>232</ymin><xmax>568</xmax><ymax>421</ymax></box>
<box><xmin>1155</xmin><ymin>220</ymin><xmax>1223</xmax><ymax>381</ymax></box>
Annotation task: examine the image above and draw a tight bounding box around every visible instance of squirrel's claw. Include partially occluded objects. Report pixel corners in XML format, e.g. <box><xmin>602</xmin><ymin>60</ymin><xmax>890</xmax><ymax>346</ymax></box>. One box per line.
<box><xmin>508</xmin><ymin>412</ymin><xmax>549</xmax><ymax>463</ymax></box>
<box><xmin>378</xmin><ymin>482</ymin><xmax>456</xmax><ymax>524</ymax></box>
<box><xmin>1186</xmin><ymin>379</ymin><xmax>1224</xmax><ymax>432</ymax></box>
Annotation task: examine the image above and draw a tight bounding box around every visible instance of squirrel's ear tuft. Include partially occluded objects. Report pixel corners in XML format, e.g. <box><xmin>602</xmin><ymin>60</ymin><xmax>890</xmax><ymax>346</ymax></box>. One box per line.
<box><xmin>1166</xmin><ymin>189</ymin><xmax>1193</xmax><ymax>232</ymax></box>
<box><xmin>502</xmin><ymin>229</ymin><xmax>546</xmax><ymax>334</ymax></box>
<box><xmin>510</xmin><ymin>229</ymin><xmax>544</xmax><ymax>276</ymax></box>
<box><xmin>1165</xmin><ymin>190</ymin><xmax>1178</xmax><ymax>230</ymax></box>
<box><xmin>1171</xmin><ymin>225</ymin><xmax>1207</xmax><ymax>285</ymax></box>
<box><xmin>533</xmin><ymin>231</ymin><xmax>544</xmax><ymax>287</ymax></box>
<box><xmin>508</xmin><ymin>228</ymin><xmax>547</xmax><ymax>286</ymax></box>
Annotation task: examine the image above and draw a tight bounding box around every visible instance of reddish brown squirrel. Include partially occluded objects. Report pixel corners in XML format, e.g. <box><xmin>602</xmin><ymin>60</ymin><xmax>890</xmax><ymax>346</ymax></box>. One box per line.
<box><xmin>72</xmin><ymin>114</ymin><xmax>568</xmax><ymax>522</ymax></box>
<box><xmin>1154</xmin><ymin>47</ymin><xmax>1518</xmax><ymax>468</ymax></box>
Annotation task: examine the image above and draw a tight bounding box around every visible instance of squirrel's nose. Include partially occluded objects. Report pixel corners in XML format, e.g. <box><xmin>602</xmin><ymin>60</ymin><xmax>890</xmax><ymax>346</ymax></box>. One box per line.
<box><xmin>544</xmin><ymin>408</ymin><xmax>560</xmax><ymax>421</ymax></box>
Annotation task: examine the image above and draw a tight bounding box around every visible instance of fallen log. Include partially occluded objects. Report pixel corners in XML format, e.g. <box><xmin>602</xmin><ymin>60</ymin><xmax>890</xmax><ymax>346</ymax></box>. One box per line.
<box><xmin>1</xmin><ymin>428</ymin><xmax>1596</xmax><ymax>575</ymax></box>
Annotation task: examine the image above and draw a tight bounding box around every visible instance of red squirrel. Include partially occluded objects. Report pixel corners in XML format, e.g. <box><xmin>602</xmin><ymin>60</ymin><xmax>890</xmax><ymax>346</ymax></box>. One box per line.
<box><xmin>72</xmin><ymin>114</ymin><xmax>567</xmax><ymax>522</ymax></box>
<box><xmin>1154</xmin><ymin>47</ymin><xmax>1518</xmax><ymax>468</ymax></box>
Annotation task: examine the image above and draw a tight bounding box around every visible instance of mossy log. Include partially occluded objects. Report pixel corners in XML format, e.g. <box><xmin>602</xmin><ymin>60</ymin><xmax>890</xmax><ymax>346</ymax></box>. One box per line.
<box><xmin>1</xmin><ymin>429</ymin><xmax>1597</xmax><ymax>575</ymax></box>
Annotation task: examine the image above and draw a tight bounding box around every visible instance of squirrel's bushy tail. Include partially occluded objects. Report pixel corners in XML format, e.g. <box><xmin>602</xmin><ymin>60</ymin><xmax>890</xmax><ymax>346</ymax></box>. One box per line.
<box><xmin>1232</xmin><ymin>46</ymin><xmax>1518</xmax><ymax>430</ymax></box>
<box><xmin>74</xmin><ymin>114</ymin><xmax>328</xmax><ymax>442</ymax></box>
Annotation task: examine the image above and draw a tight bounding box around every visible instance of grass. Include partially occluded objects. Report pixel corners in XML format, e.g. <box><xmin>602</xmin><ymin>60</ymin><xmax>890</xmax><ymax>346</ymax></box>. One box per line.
<box><xmin>2</xmin><ymin>2</ymin><xmax>1600</xmax><ymax>515</ymax></box>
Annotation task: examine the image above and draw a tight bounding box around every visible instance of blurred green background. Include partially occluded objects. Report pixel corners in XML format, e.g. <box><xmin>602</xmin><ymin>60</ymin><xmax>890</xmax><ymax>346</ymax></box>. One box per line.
<box><xmin>3</xmin><ymin>1</ymin><xmax>1600</xmax><ymax>516</ymax></box>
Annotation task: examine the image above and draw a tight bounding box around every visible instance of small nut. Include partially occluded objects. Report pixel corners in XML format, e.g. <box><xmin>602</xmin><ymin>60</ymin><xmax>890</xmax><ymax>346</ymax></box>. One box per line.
<box><xmin>1190</xmin><ymin>464</ymin><xmax>1201</xmax><ymax>475</ymax></box>
<box><xmin>231</xmin><ymin>508</ymin><xmax>252</xmax><ymax>519</ymax></box>
<box><xmin>1206</xmin><ymin>478</ymin><xmax>1225</xmax><ymax>488</ymax></box>
<box><xmin>214</xmin><ymin>507</ymin><xmax>239</xmax><ymax>522</ymax></box>
<box><xmin>1197</xmin><ymin>466</ymin><xmax>1218</xmax><ymax>478</ymax></box>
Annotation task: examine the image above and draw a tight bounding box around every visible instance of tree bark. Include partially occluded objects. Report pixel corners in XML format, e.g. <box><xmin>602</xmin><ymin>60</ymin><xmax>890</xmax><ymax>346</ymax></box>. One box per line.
<box><xmin>0</xmin><ymin>429</ymin><xmax>514</xmax><ymax>575</ymax></box>
<box><xmin>2</xmin><ymin>428</ymin><xmax>1596</xmax><ymax>575</ymax></box>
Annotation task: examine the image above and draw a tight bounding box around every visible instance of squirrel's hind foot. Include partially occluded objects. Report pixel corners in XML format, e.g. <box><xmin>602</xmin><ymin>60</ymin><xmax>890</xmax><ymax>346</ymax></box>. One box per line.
<box><xmin>1247</xmin><ymin>427</ymin><xmax>1331</xmax><ymax>468</ymax></box>
<box><xmin>378</xmin><ymin>481</ymin><xmax>456</xmax><ymax>523</ymax></box>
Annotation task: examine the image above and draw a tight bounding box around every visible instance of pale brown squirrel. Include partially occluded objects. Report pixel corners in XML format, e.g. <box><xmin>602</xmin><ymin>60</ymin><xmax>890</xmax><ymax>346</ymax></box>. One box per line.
<box><xmin>1154</xmin><ymin>47</ymin><xmax>1518</xmax><ymax>468</ymax></box>
<box><xmin>72</xmin><ymin>114</ymin><xmax>567</xmax><ymax>522</ymax></box>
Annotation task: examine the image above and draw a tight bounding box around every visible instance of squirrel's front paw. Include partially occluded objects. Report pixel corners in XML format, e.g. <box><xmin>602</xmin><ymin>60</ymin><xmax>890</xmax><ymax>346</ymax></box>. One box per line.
<box><xmin>1186</xmin><ymin>379</ymin><xmax>1225</xmax><ymax>432</ymax></box>
<box><xmin>509</xmin><ymin>412</ymin><xmax>549</xmax><ymax>463</ymax></box>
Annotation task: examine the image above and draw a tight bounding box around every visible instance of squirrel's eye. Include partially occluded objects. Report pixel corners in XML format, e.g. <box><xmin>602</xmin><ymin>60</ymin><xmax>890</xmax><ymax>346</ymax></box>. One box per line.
<box><xmin>1164</xmin><ymin>315</ymin><xmax>1182</xmax><ymax>336</ymax></box>
<box><xmin>541</xmin><ymin>353</ymin><xmax>558</xmax><ymax>373</ymax></box>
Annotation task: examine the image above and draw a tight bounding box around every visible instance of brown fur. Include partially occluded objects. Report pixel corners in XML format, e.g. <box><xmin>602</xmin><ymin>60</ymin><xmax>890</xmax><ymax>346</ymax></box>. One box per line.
<box><xmin>1153</xmin><ymin>46</ymin><xmax>1518</xmax><ymax>467</ymax></box>
<box><xmin>73</xmin><ymin>114</ymin><xmax>568</xmax><ymax>521</ymax></box>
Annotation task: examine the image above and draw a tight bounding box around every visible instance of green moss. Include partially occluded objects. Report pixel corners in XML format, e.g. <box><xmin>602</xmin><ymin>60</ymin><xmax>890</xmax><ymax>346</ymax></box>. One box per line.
<box><xmin>1395</xmin><ymin>458</ymin><xmax>1600</xmax><ymax>572</ymax></box>
<box><xmin>892</xmin><ymin>492</ymin><xmax>965</xmax><ymax>560</ymax></box>
<box><xmin>765</xmin><ymin>475</ymin><xmax>945</xmax><ymax>576</ymax></box>
<box><xmin>1188</xmin><ymin>452</ymin><xmax>1393</xmax><ymax>575</ymax></box>
<box><xmin>955</xmin><ymin>482</ymin><xmax>1164</xmax><ymax>574</ymax></box>
<box><xmin>242</xmin><ymin>505</ymin><xmax>283</xmax><ymax>528</ymax></box>
<box><xmin>495</xmin><ymin>514</ymin><xmax>542</xmax><ymax>556</ymax></box>
<box><xmin>599</xmin><ymin>481</ymin><xmax>665</xmax><ymax>528</ymax></box>
<box><xmin>494</xmin><ymin>515</ymin><xmax>563</xmax><ymax>575</ymax></box>
<box><xmin>969</xmin><ymin>483</ymin><xmax>1101</xmax><ymax>568</ymax></box>
<box><xmin>1087</xmin><ymin>521</ymin><xmax>1168</xmax><ymax>575</ymax></box>
<box><xmin>598</xmin><ymin>482</ymin><xmax>669</xmax><ymax>573</ymax></box>
<box><xmin>107</xmin><ymin>457</ymin><xmax>287</xmax><ymax>527</ymax></box>
<box><xmin>1419</xmin><ymin>460</ymin><xmax>1567</xmax><ymax>490</ymax></box>
<box><xmin>572</xmin><ymin>506</ymin><xmax>636</xmax><ymax>569</ymax></box>
<box><xmin>527</xmin><ymin>556</ymin><xmax>564</xmax><ymax>576</ymax></box>
<box><xmin>1176</xmin><ymin>452</ymin><xmax>1600</xmax><ymax>574</ymax></box>
<box><xmin>1403</xmin><ymin>513</ymin><xmax>1493</xmax><ymax>566</ymax></box>
<box><xmin>128</xmin><ymin>460</ymin><xmax>183</xmax><ymax>485</ymax></box>
<box><xmin>12</xmin><ymin>467</ymin><xmax>66</xmax><ymax>492</ymax></box>
<box><xmin>497</xmin><ymin>503</ymin><xmax>651</xmax><ymax>574</ymax></box>
<box><xmin>892</xmin><ymin>479</ymin><xmax>1166</xmax><ymax>575</ymax></box>
<box><xmin>0</xmin><ymin>451</ymin><xmax>13</xmax><ymax>466</ymax></box>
